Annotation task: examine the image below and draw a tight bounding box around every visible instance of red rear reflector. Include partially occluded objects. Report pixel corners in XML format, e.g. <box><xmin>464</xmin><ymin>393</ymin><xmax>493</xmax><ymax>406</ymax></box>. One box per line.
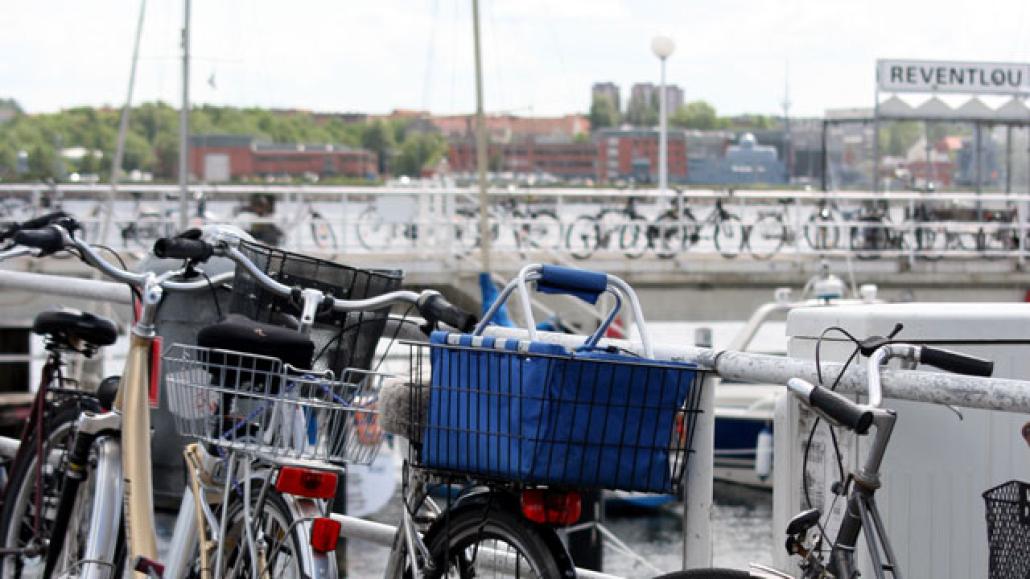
<box><xmin>275</xmin><ymin>467</ymin><xmax>338</xmax><ymax>499</ymax></box>
<box><xmin>310</xmin><ymin>517</ymin><xmax>341</xmax><ymax>553</ymax></box>
<box><xmin>520</xmin><ymin>490</ymin><xmax>582</xmax><ymax>526</ymax></box>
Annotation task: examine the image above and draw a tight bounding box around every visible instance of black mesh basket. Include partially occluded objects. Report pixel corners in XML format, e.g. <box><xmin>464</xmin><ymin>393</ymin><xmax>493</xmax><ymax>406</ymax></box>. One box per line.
<box><xmin>984</xmin><ymin>480</ymin><xmax>1030</xmax><ymax>579</ymax></box>
<box><xmin>228</xmin><ymin>239</ymin><xmax>403</xmax><ymax>376</ymax></box>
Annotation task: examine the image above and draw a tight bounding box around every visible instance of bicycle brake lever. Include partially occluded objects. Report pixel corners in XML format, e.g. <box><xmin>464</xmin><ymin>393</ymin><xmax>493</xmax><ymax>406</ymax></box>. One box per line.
<box><xmin>857</xmin><ymin>323</ymin><xmax>904</xmax><ymax>357</ymax></box>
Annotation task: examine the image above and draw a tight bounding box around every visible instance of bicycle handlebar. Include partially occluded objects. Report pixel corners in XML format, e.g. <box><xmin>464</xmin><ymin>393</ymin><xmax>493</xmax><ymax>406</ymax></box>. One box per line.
<box><xmin>788</xmin><ymin>378</ymin><xmax>873</xmax><ymax>434</ymax></box>
<box><xmin>0</xmin><ymin>211</ymin><xmax>70</xmax><ymax>242</ymax></box>
<box><xmin>918</xmin><ymin>346</ymin><xmax>993</xmax><ymax>377</ymax></box>
<box><xmin>154</xmin><ymin>235</ymin><xmax>479</xmax><ymax>331</ymax></box>
<box><xmin>13</xmin><ymin>227</ymin><xmax>65</xmax><ymax>254</ymax></box>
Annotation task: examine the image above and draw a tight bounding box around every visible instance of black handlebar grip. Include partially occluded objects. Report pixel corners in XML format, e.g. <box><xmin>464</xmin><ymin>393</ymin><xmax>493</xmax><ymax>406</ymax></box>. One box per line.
<box><xmin>152</xmin><ymin>237</ymin><xmax>213</xmax><ymax>261</ymax></box>
<box><xmin>920</xmin><ymin>346</ymin><xmax>994</xmax><ymax>377</ymax></box>
<box><xmin>13</xmin><ymin>227</ymin><xmax>65</xmax><ymax>254</ymax></box>
<box><xmin>0</xmin><ymin>211</ymin><xmax>70</xmax><ymax>241</ymax></box>
<box><xmin>809</xmin><ymin>385</ymin><xmax>874</xmax><ymax>434</ymax></box>
<box><xmin>422</xmin><ymin>294</ymin><xmax>478</xmax><ymax>333</ymax></box>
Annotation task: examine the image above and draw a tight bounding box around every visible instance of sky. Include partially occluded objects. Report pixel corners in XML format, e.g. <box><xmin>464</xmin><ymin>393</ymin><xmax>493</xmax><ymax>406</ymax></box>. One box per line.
<box><xmin>3</xmin><ymin>0</ymin><xmax>1030</xmax><ymax>118</ymax></box>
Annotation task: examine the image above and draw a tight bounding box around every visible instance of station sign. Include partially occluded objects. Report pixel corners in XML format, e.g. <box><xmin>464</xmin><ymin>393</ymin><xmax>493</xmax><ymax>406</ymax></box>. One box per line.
<box><xmin>877</xmin><ymin>59</ymin><xmax>1030</xmax><ymax>95</ymax></box>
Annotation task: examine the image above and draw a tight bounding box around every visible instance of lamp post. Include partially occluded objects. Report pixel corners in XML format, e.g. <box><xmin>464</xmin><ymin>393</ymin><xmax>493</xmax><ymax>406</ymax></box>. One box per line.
<box><xmin>651</xmin><ymin>36</ymin><xmax>675</xmax><ymax>193</ymax></box>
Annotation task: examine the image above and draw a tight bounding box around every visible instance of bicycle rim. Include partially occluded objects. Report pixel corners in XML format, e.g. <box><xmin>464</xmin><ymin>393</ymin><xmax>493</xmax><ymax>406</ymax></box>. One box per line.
<box><xmin>215</xmin><ymin>486</ymin><xmax>307</xmax><ymax>579</ymax></box>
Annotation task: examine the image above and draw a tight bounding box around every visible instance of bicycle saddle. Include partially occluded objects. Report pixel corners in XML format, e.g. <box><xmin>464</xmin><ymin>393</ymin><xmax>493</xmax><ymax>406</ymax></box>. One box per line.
<box><xmin>33</xmin><ymin>309</ymin><xmax>118</xmax><ymax>351</ymax></box>
<box><xmin>197</xmin><ymin>314</ymin><xmax>314</xmax><ymax>371</ymax></box>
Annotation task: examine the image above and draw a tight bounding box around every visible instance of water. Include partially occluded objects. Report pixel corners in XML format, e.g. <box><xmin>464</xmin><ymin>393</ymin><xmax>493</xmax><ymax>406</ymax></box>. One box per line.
<box><xmin>344</xmin><ymin>481</ymin><xmax>772</xmax><ymax>578</ymax></box>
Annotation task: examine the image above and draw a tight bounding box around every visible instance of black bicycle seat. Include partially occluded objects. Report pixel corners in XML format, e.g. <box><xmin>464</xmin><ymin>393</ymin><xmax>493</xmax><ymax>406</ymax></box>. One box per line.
<box><xmin>33</xmin><ymin>309</ymin><xmax>118</xmax><ymax>350</ymax></box>
<box><xmin>786</xmin><ymin>508</ymin><xmax>821</xmax><ymax>535</ymax></box>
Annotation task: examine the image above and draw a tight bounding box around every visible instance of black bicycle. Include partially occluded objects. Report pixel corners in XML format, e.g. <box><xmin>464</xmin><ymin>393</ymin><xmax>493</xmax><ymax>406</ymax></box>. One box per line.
<box><xmin>649</xmin><ymin>195</ymin><xmax>745</xmax><ymax>259</ymax></box>
<box><xmin>566</xmin><ymin>196</ymin><xmax>650</xmax><ymax>260</ymax></box>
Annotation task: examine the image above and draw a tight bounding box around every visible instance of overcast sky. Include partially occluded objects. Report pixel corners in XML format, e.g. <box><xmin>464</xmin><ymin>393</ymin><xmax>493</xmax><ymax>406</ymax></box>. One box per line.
<box><xmin>3</xmin><ymin>0</ymin><xmax>1029</xmax><ymax>118</ymax></box>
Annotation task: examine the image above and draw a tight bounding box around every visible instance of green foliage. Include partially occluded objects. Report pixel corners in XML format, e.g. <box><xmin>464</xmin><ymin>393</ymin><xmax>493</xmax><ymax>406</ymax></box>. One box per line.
<box><xmin>589</xmin><ymin>95</ymin><xmax>619</xmax><ymax>129</ymax></box>
<box><xmin>625</xmin><ymin>95</ymin><xmax>658</xmax><ymax>126</ymax></box>
<box><xmin>670</xmin><ymin>101</ymin><xmax>723</xmax><ymax>130</ymax></box>
<box><xmin>394</xmin><ymin>132</ymin><xmax>447</xmax><ymax>176</ymax></box>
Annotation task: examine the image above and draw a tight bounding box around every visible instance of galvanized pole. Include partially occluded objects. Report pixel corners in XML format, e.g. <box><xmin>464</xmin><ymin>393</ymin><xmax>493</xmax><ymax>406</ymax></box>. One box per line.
<box><xmin>659</xmin><ymin>57</ymin><xmax>668</xmax><ymax>192</ymax></box>
<box><xmin>471</xmin><ymin>0</ymin><xmax>491</xmax><ymax>273</ymax></box>
<box><xmin>108</xmin><ymin>0</ymin><xmax>147</xmax><ymax>245</ymax></box>
<box><xmin>178</xmin><ymin>0</ymin><xmax>191</xmax><ymax>231</ymax></box>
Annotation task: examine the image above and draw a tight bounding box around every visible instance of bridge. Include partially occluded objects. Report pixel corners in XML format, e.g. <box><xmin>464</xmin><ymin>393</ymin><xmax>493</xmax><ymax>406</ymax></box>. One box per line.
<box><xmin>3</xmin><ymin>183</ymin><xmax>1030</xmax><ymax>323</ymax></box>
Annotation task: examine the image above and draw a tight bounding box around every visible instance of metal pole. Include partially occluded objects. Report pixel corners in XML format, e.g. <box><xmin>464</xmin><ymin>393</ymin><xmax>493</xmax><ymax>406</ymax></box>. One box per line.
<box><xmin>471</xmin><ymin>0</ymin><xmax>491</xmax><ymax>273</ymax></box>
<box><xmin>821</xmin><ymin>120</ymin><xmax>828</xmax><ymax>191</ymax></box>
<box><xmin>683</xmin><ymin>329</ymin><xmax>713</xmax><ymax>569</ymax></box>
<box><xmin>178</xmin><ymin>0</ymin><xmax>191</xmax><ymax>231</ymax></box>
<box><xmin>659</xmin><ymin>57</ymin><xmax>668</xmax><ymax>193</ymax></box>
<box><xmin>107</xmin><ymin>0</ymin><xmax>147</xmax><ymax>245</ymax></box>
<box><xmin>1007</xmin><ymin>125</ymin><xmax>1013</xmax><ymax>194</ymax></box>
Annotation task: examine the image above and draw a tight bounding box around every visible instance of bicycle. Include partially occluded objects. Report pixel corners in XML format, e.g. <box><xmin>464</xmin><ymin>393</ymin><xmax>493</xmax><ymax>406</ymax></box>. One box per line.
<box><xmin>650</xmin><ymin>194</ymin><xmax>745</xmax><ymax>259</ymax></box>
<box><xmin>803</xmin><ymin>198</ymin><xmax>841</xmax><ymax>252</ymax></box>
<box><xmin>381</xmin><ymin>264</ymin><xmax>708</xmax><ymax>578</ymax></box>
<box><xmin>235</xmin><ymin>193</ymin><xmax>338</xmax><ymax>252</ymax></box>
<box><xmin>658</xmin><ymin>340</ymin><xmax>993</xmax><ymax>579</ymax></box>
<box><xmin>746</xmin><ymin>199</ymin><xmax>795</xmax><ymax>260</ymax></box>
<box><xmin>13</xmin><ymin>222</ymin><xmax>474</xmax><ymax>579</ymax></box>
<box><xmin>83</xmin><ymin>192</ymin><xmax>178</xmax><ymax>253</ymax></box>
<box><xmin>566</xmin><ymin>196</ymin><xmax>651</xmax><ymax>260</ymax></box>
<box><xmin>458</xmin><ymin>197</ymin><xmax>564</xmax><ymax>254</ymax></box>
<box><xmin>0</xmin><ymin>218</ymin><xmax>120</xmax><ymax>578</ymax></box>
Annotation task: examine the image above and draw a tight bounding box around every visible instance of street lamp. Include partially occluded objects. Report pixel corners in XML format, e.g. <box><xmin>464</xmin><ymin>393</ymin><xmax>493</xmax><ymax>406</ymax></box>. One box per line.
<box><xmin>651</xmin><ymin>36</ymin><xmax>675</xmax><ymax>193</ymax></box>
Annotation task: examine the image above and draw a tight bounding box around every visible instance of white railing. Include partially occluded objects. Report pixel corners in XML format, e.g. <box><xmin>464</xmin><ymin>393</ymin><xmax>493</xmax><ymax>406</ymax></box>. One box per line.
<box><xmin>2</xmin><ymin>183</ymin><xmax>1028</xmax><ymax>265</ymax></box>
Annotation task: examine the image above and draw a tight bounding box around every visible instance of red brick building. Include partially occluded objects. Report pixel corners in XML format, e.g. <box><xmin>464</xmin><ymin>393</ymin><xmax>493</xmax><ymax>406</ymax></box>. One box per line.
<box><xmin>448</xmin><ymin>139</ymin><xmax>597</xmax><ymax>181</ymax></box>
<box><xmin>189</xmin><ymin>134</ymin><xmax>378</xmax><ymax>182</ymax></box>
<box><xmin>596</xmin><ymin>128</ymin><xmax>688</xmax><ymax>184</ymax></box>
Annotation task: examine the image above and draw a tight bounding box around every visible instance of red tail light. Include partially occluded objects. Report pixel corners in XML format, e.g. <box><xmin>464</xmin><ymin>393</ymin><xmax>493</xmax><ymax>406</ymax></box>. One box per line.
<box><xmin>309</xmin><ymin>517</ymin><xmax>341</xmax><ymax>553</ymax></box>
<box><xmin>275</xmin><ymin>467</ymin><xmax>338</xmax><ymax>499</ymax></box>
<box><xmin>520</xmin><ymin>490</ymin><xmax>581</xmax><ymax>526</ymax></box>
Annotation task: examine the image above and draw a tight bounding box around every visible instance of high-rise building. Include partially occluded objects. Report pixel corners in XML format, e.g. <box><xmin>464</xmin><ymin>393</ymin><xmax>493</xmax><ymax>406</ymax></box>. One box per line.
<box><xmin>591</xmin><ymin>82</ymin><xmax>621</xmax><ymax>111</ymax></box>
<box><xmin>664</xmin><ymin>85</ymin><xmax>684</xmax><ymax>113</ymax></box>
<box><xmin>628</xmin><ymin>83</ymin><xmax>657</xmax><ymax>111</ymax></box>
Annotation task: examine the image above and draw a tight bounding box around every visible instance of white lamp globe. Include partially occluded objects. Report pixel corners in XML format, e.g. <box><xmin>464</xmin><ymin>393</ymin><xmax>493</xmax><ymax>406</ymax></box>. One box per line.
<box><xmin>651</xmin><ymin>36</ymin><xmax>675</xmax><ymax>59</ymax></box>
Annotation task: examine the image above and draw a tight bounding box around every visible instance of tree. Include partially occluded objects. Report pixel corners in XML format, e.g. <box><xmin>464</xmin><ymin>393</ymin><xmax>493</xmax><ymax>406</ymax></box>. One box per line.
<box><xmin>361</xmin><ymin>120</ymin><xmax>396</xmax><ymax>175</ymax></box>
<box><xmin>670</xmin><ymin>100</ymin><xmax>719</xmax><ymax>130</ymax></box>
<box><xmin>26</xmin><ymin>145</ymin><xmax>56</xmax><ymax>180</ymax></box>
<box><xmin>625</xmin><ymin>95</ymin><xmax>658</xmax><ymax>126</ymax></box>
<box><xmin>589</xmin><ymin>95</ymin><xmax>619</xmax><ymax>129</ymax></box>
<box><xmin>395</xmin><ymin>133</ymin><xmax>446</xmax><ymax>176</ymax></box>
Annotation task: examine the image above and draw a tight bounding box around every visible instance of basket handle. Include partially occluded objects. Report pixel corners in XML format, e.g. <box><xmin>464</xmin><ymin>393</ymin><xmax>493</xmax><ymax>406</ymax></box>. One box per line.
<box><xmin>474</xmin><ymin>264</ymin><xmax>655</xmax><ymax>358</ymax></box>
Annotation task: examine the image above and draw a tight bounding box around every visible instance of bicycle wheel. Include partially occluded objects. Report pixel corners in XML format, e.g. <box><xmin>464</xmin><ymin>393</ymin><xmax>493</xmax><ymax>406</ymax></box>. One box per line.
<box><xmin>713</xmin><ymin>215</ymin><xmax>745</xmax><ymax>259</ymax></box>
<box><xmin>910</xmin><ymin>226</ymin><xmax>944</xmax><ymax>261</ymax></box>
<box><xmin>652</xmin><ymin>211</ymin><xmax>691</xmax><ymax>259</ymax></box>
<box><xmin>0</xmin><ymin>397</ymin><xmax>100</xmax><ymax>579</ymax></box>
<box><xmin>309</xmin><ymin>212</ymin><xmax>338</xmax><ymax>251</ymax></box>
<box><xmin>413</xmin><ymin>503</ymin><xmax>565</xmax><ymax>579</ymax></box>
<box><xmin>747</xmin><ymin>215</ymin><xmax>786</xmax><ymax>260</ymax></box>
<box><xmin>213</xmin><ymin>483</ymin><xmax>317</xmax><ymax>579</ymax></box>
<box><xmin>653</xmin><ymin>569</ymin><xmax>751</xmax><ymax>578</ymax></box>
<box><xmin>849</xmin><ymin>221</ymin><xmax>890</xmax><ymax>260</ymax></box>
<box><xmin>523</xmin><ymin>210</ymin><xmax>562</xmax><ymax>251</ymax></box>
<box><xmin>566</xmin><ymin>216</ymin><xmax>599</xmax><ymax>260</ymax></box>
<box><xmin>619</xmin><ymin>216</ymin><xmax>650</xmax><ymax>259</ymax></box>
<box><xmin>804</xmin><ymin>214</ymin><xmax>840</xmax><ymax>251</ymax></box>
<box><xmin>356</xmin><ymin>206</ymin><xmax>392</xmax><ymax>251</ymax></box>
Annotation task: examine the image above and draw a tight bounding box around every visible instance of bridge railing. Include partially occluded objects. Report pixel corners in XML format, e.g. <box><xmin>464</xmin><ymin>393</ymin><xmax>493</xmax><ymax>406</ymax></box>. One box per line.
<box><xmin>1</xmin><ymin>183</ymin><xmax>1028</xmax><ymax>264</ymax></box>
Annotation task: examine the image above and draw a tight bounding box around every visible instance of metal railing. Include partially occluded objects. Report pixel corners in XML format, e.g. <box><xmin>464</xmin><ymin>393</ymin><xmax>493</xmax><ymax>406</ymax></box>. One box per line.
<box><xmin>2</xmin><ymin>183</ymin><xmax>1029</xmax><ymax>265</ymax></box>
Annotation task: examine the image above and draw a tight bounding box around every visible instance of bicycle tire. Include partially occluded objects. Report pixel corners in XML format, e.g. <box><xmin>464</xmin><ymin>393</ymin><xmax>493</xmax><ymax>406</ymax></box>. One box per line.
<box><xmin>0</xmin><ymin>397</ymin><xmax>98</xmax><ymax>579</ymax></box>
<box><xmin>713</xmin><ymin>215</ymin><xmax>745</xmax><ymax>259</ymax></box>
<box><xmin>309</xmin><ymin>211</ymin><xmax>339</xmax><ymax>251</ymax></box>
<box><xmin>619</xmin><ymin>216</ymin><xmax>650</xmax><ymax>259</ymax></box>
<box><xmin>653</xmin><ymin>211</ymin><xmax>692</xmax><ymax>259</ymax></box>
<box><xmin>653</xmin><ymin>569</ymin><xmax>751</xmax><ymax>579</ymax></box>
<box><xmin>566</xmin><ymin>216</ymin><xmax>600</xmax><ymax>260</ymax></box>
<box><xmin>392</xmin><ymin>499</ymin><xmax>568</xmax><ymax>579</ymax></box>
<box><xmin>206</xmin><ymin>483</ymin><xmax>321</xmax><ymax>579</ymax></box>
<box><xmin>524</xmin><ymin>209</ymin><xmax>562</xmax><ymax>251</ymax></box>
<box><xmin>804</xmin><ymin>214</ymin><xmax>840</xmax><ymax>251</ymax></box>
<box><xmin>747</xmin><ymin>214</ymin><xmax>786</xmax><ymax>260</ymax></box>
<box><xmin>356</xmin><ymin>206</ymin><xmax>387</xmax><ymax>251</ymax></box>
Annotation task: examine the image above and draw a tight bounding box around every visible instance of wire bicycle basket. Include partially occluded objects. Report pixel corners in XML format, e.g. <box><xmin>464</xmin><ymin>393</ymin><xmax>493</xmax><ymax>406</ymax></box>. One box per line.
<box><xmin>163</xmin><ymin>343</ymin><xmax>387</xmax><ymax>467</ymax></box>
<box><xmin>984</xmin><ymin>480</ymin><xmax>1030</xmax><ymax>579</ymax></box>
<box><xmin>228</xmin><ymin>239</ymin><xmax>403</xmax><ymax>375</ymax></box>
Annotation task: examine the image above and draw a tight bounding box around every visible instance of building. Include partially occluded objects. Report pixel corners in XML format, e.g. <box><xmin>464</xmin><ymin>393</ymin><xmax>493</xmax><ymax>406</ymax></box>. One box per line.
<box><xmin>687</xmin><ymin>133</ymin><xmax>787</xmax><ymax>185</ymax></box>
<box><xmin>188</xmin><ymin>134</ymin><xmax>378</xmax><ymax>182</ymax></box>
<box><xmin>664</xmin><ymin>85</ymin><xmax>684</xmax><ymax>113</ymax></box>
<box><xmin>592</xmin><ymin>82</ymin><xmax>621</xmax><ymax>111</ymax></box>
<box><xmin>628</xmin><ymin>83</ymin><xmax>656</xmax><ymax>112</ymax></box>
<box><xmin>431</xmin><ymin>114</ymin><xmax>589</xmax><ymax>144</ymax></box>
<box><xmin>595</xmin><ymin>128</ymin><xmax>689</xmax><ymax>184</ymax></box>
<box><xmin>447</xmin><ymin>137</ymin><xmax>597</xmax><ymax>181</ymax></box>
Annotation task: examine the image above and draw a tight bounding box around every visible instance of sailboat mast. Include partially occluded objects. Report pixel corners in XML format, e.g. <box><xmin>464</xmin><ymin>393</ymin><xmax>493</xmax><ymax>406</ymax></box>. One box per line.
<box><xmin>178</xmin><ymin>0</ymin><xmax>191</xmax><ymax>230</ymax></box>
<box><xmin>472</xmin><ymin>0</ymin><xmax>491</xmax><ymax>272</ymax></box>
